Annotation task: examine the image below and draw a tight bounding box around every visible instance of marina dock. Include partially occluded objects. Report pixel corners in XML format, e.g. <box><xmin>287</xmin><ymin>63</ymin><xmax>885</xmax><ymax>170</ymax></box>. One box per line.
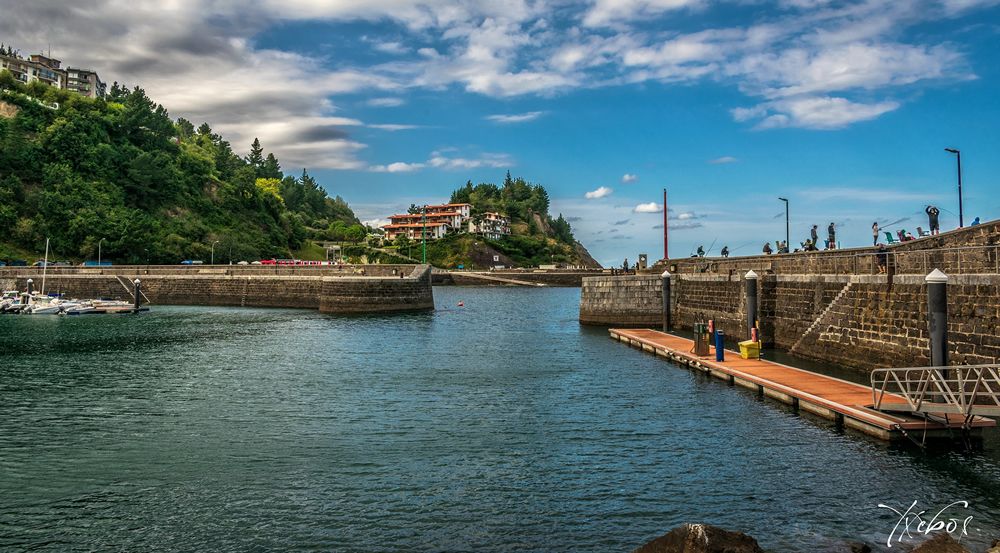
<box><xmin>609</xmin><ymin>328</ymin><xmax>996</xmax><ymax>441</ymax></box>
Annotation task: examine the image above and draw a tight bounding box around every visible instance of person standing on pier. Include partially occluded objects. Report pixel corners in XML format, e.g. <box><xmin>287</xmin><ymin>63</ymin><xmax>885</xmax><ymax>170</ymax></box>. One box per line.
<box><xmin>827</xmin><ymin>222</ymin><xmax>836</xmax><ymax>249</ymax></box>
<box><xmin>926</xmin><ymin>205</ymin><xmax>940</xmax><ymax>235</ymax></box>
<box><xmin>810</xmin><ymin>225</ymin><xmax>818</xmax><ymax>246</ymax></box>
<box><xmin>872</xmin><ymin>221</ymin><xmax>880</xmax><ymax>246</ymax></box>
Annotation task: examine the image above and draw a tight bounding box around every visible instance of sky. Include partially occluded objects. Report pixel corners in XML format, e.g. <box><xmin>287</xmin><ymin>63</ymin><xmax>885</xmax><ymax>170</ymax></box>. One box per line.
<box><xmin>3</xmin><ymin>0</ymin><xmax>999</xmax><ymax>266</ymax></box>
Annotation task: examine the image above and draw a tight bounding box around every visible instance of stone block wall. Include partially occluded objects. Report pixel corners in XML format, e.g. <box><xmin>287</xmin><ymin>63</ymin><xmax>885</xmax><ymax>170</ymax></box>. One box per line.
<box><xmin>579</xmin><ymin>275</ymin><xmax>663</xmax><ymax>326</ymax></box>
<box><xmin>791</xmin><ymin>275</ymin><xmax>1000</xmax><ymax>371</ymax></box>
<box><xmin>672</xmin><ymin>274</ymin><xmax>747</xmax><ymax>340</ymax></box>
<box><xmin>319</xmin><ymin>265</ymin><xmax>434</xmax><ymax>313</ymax></box>
<box><xmin>4</xmin><ymin>265</ymin><xmax>435</xmax><ymax>314</ymax></box>
<box><xmin>579</xmin><ymin>270</ymin><xmax>1000</xmax><ymax>372</ymax></box>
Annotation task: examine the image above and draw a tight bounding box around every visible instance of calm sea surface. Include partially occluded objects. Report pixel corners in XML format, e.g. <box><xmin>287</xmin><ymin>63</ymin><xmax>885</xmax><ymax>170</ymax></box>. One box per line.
<box><xmin>2</xmin><ymin>287</ymin><xmax>999</xmax><ymax>552</ymax></box>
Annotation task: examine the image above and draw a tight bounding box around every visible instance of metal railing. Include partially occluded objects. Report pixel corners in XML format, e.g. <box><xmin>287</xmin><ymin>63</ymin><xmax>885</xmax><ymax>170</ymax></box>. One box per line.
<box><xmin>871</xmin><ymin>365</ymin><xmax>1000</xmax><ymax>417</ymax></box>
<box><xmin>671</xmin><ymin>244</ymin><xmax>1000</xmax><ymax>276</ymax></box>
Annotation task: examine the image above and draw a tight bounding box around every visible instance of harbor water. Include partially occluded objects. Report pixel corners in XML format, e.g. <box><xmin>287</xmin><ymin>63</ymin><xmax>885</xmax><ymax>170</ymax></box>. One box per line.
<box><xmin>1</xmin><ymin>287</ymin><xmax>999</xmax><ymax>551</ymax></box>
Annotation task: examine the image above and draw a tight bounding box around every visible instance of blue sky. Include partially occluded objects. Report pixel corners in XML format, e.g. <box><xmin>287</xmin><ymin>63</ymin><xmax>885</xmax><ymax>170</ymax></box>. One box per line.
<box><xmin>4</xmin><ymin>1</ymin><xmax>1000</xmax><ymax>266</ymax></box>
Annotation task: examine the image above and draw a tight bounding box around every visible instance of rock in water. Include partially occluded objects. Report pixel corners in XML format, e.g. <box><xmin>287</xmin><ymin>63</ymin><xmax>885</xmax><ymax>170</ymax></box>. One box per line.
<box><xmin>632</xmin><ymin>523</ymin><xmax>764</xmax><ymax>553</ymax></box>
<box><xmin>909</xmin><ymin>533</ymin><xmax>971</xmax><ymax>553</ymax></box>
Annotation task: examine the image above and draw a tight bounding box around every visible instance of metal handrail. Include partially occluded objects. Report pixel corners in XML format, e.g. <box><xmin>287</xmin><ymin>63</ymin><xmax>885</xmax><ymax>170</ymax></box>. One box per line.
<box><xmin>871</xmin><ymin>365</ymin><xmax>1000</xmax><ymax>417</ymax></box>
<box><xmin>675</xmin><ymin>243</ymin><xmax>1000</xmax><ymax>275</ymax></box>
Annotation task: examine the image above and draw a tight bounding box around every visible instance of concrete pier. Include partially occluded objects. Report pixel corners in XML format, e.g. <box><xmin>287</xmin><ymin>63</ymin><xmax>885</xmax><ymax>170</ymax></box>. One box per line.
<box><xmin>0</xmin><ymin>264</ymin><xmax>435</xmax><ymax>314</ymax></box>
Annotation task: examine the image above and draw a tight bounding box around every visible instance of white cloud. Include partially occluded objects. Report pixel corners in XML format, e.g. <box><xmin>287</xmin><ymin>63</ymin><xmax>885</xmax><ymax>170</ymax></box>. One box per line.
<box><xmin>708</xmin><ymin>156</ymin><xmax>738</xmax><ymax>164</ymax></box>
<box><xmin>367</xmin><ymin>97</ymin><xmax>405</xmax><ymax>107</ymax></box>
<box><xmin>583</xmin><ymin>0</ymin><xmax>704</xmax><ymax>27</ymax></box>
<box><xmin>585</xmin><ymin>186</ymin><xmax>613</xmax><ymax>199</ymax></box>
<box><xmin>735</xmin><ymin>96</ymin><xmax>900</xmax><ymax>129</ymax></box>
<box><xmin>634</xmin><ymin>202</ymin><xmax>664</xmax><ymax>213</ymax></box>
<box><xmin>427</xmin><ymin>151</ymin><xmax>512</xmax><ymax>170</ymax></box>
<box><xmin>621</xmin><ymin>173</ymin><xmax>638</xmax><ymax>183</ymax></box>
<box><xmin>368</xmin><ymin>123</ymin><xmax>420</xmax><ymax>131</ymax></box>
<box><xmin>485</xmin><ymin>111</ymin><xmax>546</xmax><ymax>124</ymax></box>
<box><xmin>373</xmin><ymin>41</ymin><xmax>408</xmax><ymax>54</ymax></box>
<box><xmin>362</xmin><ymin>218</ymin><xmax>391</xmax><ymax>228</ymax></box>
<box><xmin>369</xmin><ymin>161</ymin><xmax>425</xmax><ymax>173</ymax></box>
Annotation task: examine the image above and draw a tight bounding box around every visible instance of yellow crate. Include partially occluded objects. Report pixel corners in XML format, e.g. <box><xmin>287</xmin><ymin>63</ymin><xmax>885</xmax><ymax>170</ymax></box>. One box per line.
<box><xmin>739</xmin><ymin>340</ymin><xmax>761</xmax><ymax>360</ymax></box>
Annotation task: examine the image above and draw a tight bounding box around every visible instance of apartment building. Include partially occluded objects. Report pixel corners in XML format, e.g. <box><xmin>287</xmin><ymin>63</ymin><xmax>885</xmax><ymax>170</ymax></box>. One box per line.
<box><xmin>1</xmin><ymin>48</ymin><xmax>105</xmax><ymax>97</ymax></box>
<box><xmin>381</xmin><ymin>202</ymin><xmax>511</xmax><ymax>242</ymax></box>
<box><xmin>66</xmin><ymin>67</ymin><xmax>106</xmax><ymax>98</ymax></box>
<box><xmin>468</xmin><ymin>212</ymin><xmax>512</xmax><ymax>241</ymax></box>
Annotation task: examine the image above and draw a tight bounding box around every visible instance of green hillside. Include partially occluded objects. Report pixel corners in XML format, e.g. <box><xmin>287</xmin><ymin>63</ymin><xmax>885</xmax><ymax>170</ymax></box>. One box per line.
<box><xmin>388</xmin><ymin>172</ymin><xmax>600</xmax><ymax>269</ymax></box>
<box><xmin>0</xmin><ymin>71</ymin><xmax>362</xmax><ymax>264</ymax></box>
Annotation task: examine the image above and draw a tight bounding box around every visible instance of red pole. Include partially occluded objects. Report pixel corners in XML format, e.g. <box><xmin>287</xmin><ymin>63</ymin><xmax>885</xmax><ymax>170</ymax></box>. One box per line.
<box><xmin>663</xmin><ymin>188</ymin><xmax>669</xmax><ymax>261</ymax></box>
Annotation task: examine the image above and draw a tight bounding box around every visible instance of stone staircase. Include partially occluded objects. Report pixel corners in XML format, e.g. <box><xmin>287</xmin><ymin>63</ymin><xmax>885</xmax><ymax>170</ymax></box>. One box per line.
<box><xmin>789</xmin><ymin>280</ymin><xmax>853</xmax><ymax>354</ymax></box>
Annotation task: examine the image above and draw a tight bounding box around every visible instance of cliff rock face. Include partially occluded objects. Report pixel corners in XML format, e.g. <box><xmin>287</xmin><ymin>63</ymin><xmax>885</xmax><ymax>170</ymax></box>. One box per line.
<box><xmin>633</xmin><ymin>524</ymin><xmax>764</xmax><ymax>553</ymax></box>
<box><xmin>574</xmin><ymin>241</ymin><xmax>601</xmax><ymax>268</ymax></box>
<box><xmin>0</xmin><ymin>100</ymin><xmax>19</xmax><ymax>118</ymax></box>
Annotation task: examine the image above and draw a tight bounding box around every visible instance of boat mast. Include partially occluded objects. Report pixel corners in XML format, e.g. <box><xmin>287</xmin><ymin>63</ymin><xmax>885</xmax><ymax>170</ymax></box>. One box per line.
<box><xmin>41</xmin><ymin>237</ymin><xmax>49</xmax><ymax>295</ymax></box>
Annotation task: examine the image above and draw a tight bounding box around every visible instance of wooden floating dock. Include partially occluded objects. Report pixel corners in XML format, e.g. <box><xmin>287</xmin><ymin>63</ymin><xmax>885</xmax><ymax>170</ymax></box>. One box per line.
<box><xmin>610</xmin><ymin>328</ymin><xmax>996</xmax><ymax>441</ymax></box>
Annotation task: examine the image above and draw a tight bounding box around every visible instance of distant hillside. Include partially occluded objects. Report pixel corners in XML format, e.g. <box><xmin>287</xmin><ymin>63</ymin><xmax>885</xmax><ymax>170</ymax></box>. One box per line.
<box><xmin>415</xmin><ymin>172</ymin><xmax>600</xmax><ymax>269</ymax></box>
<box><xmin>0</xmin><ymin>72</ymin><xmax>361</xmax><ymax>264</ymax></box>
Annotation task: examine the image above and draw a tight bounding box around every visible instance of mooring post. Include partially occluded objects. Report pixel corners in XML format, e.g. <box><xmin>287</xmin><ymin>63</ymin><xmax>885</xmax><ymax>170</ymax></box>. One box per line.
<box><xmin>745</xmin><ymin>270</ymin><xmax>758</xmax><ymax>340</ymax></box>
<box><xmin>26</xmin><ymin>278</ymin><xmax>33</xmax><ymax>305</ymax></box>
<box><xmin>715</xmin><ymin>330</ymin><xmax>725</xmax><ymax>361</ymax></box>
<box><xmin>661</xmin><ymin>270</ymin><xmax>671</xmax><ymax>332</ymax></box>
<box><xmin>926</xmin><ymin>269</ymin><xmax>949</xmax><ymax>378</ymax></box>
<box><xmin>133</xmin><ymin>278</ymin><xmax>142</xmax><ymax>311</ymax></box>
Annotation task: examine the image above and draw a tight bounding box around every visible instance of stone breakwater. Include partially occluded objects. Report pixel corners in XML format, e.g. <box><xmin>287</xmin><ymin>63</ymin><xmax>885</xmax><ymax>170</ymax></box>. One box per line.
<box><xmin>0</xmin><ymin>264</ymin><xmax>434</xmax><ymax>314</ymax></box>
<box><xmin>581</xmin><ymin>222</ymin><xmax>1000</xmax><ymax>372</ymax></box>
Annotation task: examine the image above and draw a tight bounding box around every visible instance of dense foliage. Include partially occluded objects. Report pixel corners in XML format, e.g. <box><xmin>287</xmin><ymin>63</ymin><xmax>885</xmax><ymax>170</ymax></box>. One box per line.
<box><xmin>445</xmin><ymin>171</ymin><xmax>581</xmax><ymax>267</ymax></box>
<box><xmin>0</xmin><ymin>71</ymin><xmax>359</xmax><ymax>263</ymax></box>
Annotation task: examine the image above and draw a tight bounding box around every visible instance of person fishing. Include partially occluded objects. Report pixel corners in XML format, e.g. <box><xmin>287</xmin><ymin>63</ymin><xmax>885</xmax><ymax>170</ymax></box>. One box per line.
<box><xmin>810</xmin><ymin>224</ymin><xmax>818</xmax><ymax>246</ymax></box>
<box><xmin>696</xmin><ymin>246</ymin><xmax>706</xmax><ymax>257</ymax></box>
<box><xmin>827</xmin><ymin>222</ymin><xmax>836</xmax><ymax>249</ymax></box>
<box><xmin>926</xmin><ymin>205</ymin><xmax>940</xmax><ymax>235</ymax></box>
<box><xmin>721</xmin><ymin>246</ymin><xmax>729</xmax><ymax>258</ymax></box>
<box><xmin>762</xmin><ymin>242</ymin><xmax>772</xmax><ymax>255</ymax></box>
<box><xmin>872</xmin><ymin>221</ymin><xmax>880</xmax><ymax>246</ymax></box>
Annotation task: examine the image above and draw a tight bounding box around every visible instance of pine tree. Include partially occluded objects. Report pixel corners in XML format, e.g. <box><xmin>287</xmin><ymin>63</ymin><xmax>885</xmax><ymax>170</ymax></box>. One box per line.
<box><xmin>262</xmin><ymin>153</ymin><xmax>282</xmax><ymax>179</ymax></box>
<box><xmin>246</xmin><ymin>138</ymin><xmax>264</xmax><ymax>173</ymax></box>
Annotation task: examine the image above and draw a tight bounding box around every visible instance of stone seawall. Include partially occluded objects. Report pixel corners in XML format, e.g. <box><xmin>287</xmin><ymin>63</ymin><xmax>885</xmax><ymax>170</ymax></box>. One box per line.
<box><xmin>580</xmin><ymin>272</ymin><xmax>1000</xmax><ymax>372</ymax></box>
<box><xmin>655</xmin><ymin>220</ymin><xmax>1000</xmax><ymax>276</ymax></box>
<box><xmin>1</xmin><ymin>265</ymin><xmax>434</xmax><ymax>314</ymax></box>
<box><xmin>579</xmin><ymin>275</ymin><xmax>663</xmax><ymax>326</ymax></box>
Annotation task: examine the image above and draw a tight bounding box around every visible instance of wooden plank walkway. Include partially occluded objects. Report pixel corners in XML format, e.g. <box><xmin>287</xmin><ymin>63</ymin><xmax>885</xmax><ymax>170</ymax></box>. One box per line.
<box><xmin>610</xmin><ymin>328</ymin><xmax>996</xmax><ymax>441</ymax></box>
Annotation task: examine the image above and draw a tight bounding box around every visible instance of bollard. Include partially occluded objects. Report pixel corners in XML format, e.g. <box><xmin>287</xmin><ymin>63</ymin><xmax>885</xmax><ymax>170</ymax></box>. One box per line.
<box><xmin>926</xmin><ymin>269</ymin><xmax>949</xmax><ymax>375</ymax></box>
<box><xmin>661</xmin><ymin>270</ymin><xmax>671</xmax><ymax>332</ymax></box>
<box><xmin>745</xmin><ymin>270</ymin><xmax>758</xmax><ymax>341</ymax></box>
<box><xmin>133</xmin><ymin>279</ymin><xmax>142</xmax><ymax>310</ymax></box>
<box><xmin>26</xmin><ymin>278</ymin><xmax>33</xmax><ymax>305</ymax></box>
<box><xmin>715</xmin><ymin>330</ymin><xmax>725</xmax><ymax>361</ymax></box>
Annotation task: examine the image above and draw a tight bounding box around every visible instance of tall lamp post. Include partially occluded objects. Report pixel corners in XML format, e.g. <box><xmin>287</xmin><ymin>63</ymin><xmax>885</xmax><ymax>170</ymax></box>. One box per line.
<box><xmin>211</xmin><ymin>240</ymin><xmax>220</xmax><ymax>265</ymax></box>
<box><xmin>944</xmin><ymin>148</ymin><xmax>963</xmax><ymax>228</ymax></box>
<box><xmin>421</xmin><ymin>206</ymin><xmax>427</xmax><ymax>264</ymax></box>
<box><xmin>778</xmin><ymin>197</ymin><xmax>789</xmax><ymax>252</ymax></box>
<box><xmin>97</xmin><ymin>237</ymin><xmax>105</xmax><ymax>267</ymax></box>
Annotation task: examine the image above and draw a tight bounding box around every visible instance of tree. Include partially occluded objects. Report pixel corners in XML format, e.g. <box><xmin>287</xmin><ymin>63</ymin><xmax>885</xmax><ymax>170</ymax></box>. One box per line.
<box><xmin>261</xmin><ymin>152</ymin><xmax>282</xmax><ymax>179</ymax></box>
<box><xmin>246</xmin><ymin>137</ymin><xmax>264</xmax><ymax>174</ymax></box>
<box><xmin>407</xmin><ymin>203</ymin><xmax>423</xmax><ymax>215</ymax></box>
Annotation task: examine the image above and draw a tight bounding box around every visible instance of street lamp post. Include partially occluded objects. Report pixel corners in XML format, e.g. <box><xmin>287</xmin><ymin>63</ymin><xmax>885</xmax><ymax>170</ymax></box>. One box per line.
<box><xmin>778</xmin><ymin>197</ymin><xmax>789</xmax><ymax>252</ymax></box>
<box><xmin>944</xmin><ymin>148</ymin><xmax>963</xmax><ymax>228</ymax></box>
<box><xmin>97</xmin><ymin>238</ymin><xmax>105</xmax><ymax>267</ymax></box>
<box><xmin>211</xmin><ymin>240</ymin><xmax>220</xmax><ymax>265</ymax></box>
<box><xmin>421</xmin><ymin>206</ymin><xmax>427</xmax><ymax>264</ymax></box>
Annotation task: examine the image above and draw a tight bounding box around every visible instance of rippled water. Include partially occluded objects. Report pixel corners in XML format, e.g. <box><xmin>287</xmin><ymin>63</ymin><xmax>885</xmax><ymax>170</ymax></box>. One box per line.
<box><xmin>2</xmin><ymin>287</ymin><xmax>999</xmax><ymax>552</ymax></box>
